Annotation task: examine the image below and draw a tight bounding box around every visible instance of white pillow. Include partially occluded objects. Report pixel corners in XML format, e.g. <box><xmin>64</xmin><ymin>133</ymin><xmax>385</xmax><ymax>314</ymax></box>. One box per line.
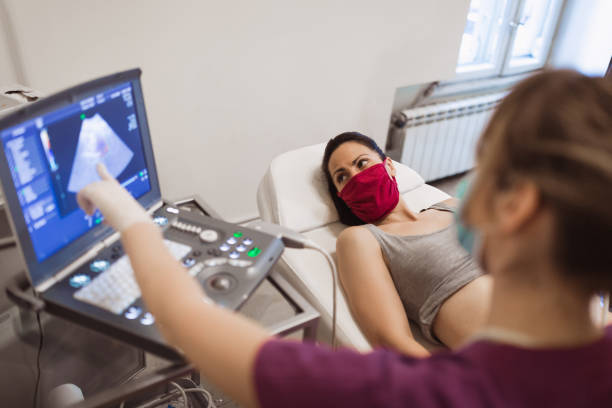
<box><xmin>260</xmin><ymin>143</ymin><xmax>424</xmax><ymax>232</ymax></box>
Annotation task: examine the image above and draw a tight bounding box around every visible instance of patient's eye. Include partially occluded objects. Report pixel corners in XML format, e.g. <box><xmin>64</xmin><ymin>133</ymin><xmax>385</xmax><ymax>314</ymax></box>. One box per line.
<box><xmin>336</xmin><ymin>173</ymin><xmax>347</xmax><ymax>184</ymax></box>
<box><xmin>357</xmin><ymin>158</ymin><xmax>368</xmax><ymax>169</ymax></box>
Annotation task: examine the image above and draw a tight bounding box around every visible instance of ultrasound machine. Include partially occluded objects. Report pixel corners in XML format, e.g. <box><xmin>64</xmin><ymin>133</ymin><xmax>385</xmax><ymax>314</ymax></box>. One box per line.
<box><xmin>0</xmin><ymin>69</ymin><xmax>284</xmax><ymax>360</ymax></box>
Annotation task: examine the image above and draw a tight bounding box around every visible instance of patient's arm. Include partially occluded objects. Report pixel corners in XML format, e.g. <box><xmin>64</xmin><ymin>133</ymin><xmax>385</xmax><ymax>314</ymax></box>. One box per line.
<box><xmin>336</xmin><ymin>227</ymin><xmax>429</xmax><ymax>357</ymax></box>
<box><xmin>442</xmin><ymin>197</ymin><xmax>459</xmax><ymax>207</ymax></box>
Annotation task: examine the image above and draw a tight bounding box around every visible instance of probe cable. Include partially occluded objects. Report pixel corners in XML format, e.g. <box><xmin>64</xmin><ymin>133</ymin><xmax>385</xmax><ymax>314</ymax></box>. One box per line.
<box><xmin>169</xmin><ymin>381</ymin><xmax>189</xmax><ymax>408</ymax></box>
<box><xmin>33</xmin><ymin>310</ymin><xmax>44</xmax><ymax>408</ymax></box>
<box><xmin>181</xmin><ymin>377</ymin><xmax>217</xmax><ymax>408</ymax></box>
<box><xmin>303</xmin><ymin>241</ymin><xmax>338</xmax><ymax>350</ymax></box>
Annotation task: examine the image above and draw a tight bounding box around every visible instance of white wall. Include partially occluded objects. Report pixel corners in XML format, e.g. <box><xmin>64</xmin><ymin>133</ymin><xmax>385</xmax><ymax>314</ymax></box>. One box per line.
<box><xmin>550</xmin><ymin>0</ymin><xmax>612</xmax><ymax>76</ymax></box>
<box><xmin>4</xmin><ymin>0</ymin><xmax>468</xmax><ymax>221</ymax></box>
<box><xmin>0</xmin><ymin>37</ymin><xmax>16</xmax><ymax>84</ymax></box>
<box><xmin>0</xmin><ymin>2</ymin><xmax>18</xmax><ymax>84</ymax></box>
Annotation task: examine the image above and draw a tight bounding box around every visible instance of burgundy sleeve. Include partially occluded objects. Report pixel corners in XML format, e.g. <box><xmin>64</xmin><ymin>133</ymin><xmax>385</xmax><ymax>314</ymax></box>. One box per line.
<box><xmin>254</xmin><ymin>339</ymin><xmax>498</xmax><ymax>408</ymax></box>
<box><xmin>254</xmin><ymin>339</ymin><xmax>390</xmax><ymax>408</ymax></box>
<box><xmin>253</xmin><ymin>339</ymin><xmax>433</xmax><ymax>408</ymax></box>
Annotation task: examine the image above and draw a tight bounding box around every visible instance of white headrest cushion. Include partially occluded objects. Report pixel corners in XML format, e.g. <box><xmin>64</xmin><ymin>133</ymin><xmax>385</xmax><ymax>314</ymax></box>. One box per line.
<box><xmin>261</xmin><ymin>143</ymin><xmax>424</xmax><ymax>232</ymax></box>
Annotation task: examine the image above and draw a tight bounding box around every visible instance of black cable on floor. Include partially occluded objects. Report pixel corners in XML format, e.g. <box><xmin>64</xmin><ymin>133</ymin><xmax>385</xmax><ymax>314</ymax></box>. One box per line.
<box><xmin>33</xmin><ymin>311</ymin><xmax>43</xmax><ymax>408</ymax></box>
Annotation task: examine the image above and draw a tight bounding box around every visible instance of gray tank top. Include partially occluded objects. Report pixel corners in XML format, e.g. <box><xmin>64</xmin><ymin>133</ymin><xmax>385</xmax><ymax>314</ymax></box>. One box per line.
<box><xmin>364</xmin><ymin>202</ymin><xmax>482</xmax><ymax>343</ymax></box>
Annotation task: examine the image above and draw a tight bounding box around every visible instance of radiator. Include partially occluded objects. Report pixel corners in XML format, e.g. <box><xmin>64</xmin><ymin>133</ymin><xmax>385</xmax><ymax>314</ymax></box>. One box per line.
<box><xmin>388</xmin><ymin>91</ymin><xmax>507</xmax><ymax>182</ymax></box>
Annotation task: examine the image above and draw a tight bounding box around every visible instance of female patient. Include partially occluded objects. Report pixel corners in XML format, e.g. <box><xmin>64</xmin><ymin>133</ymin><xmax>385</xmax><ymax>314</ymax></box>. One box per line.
<box><xmin>322</xmin><ymin>132</ymin><xmax>491</xmax><ymax>355</ymax></box>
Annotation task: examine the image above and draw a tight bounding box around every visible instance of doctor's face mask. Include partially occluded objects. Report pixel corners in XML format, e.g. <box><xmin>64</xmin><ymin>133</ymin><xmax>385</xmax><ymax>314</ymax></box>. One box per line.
<box><xmin>455</xmin><ymin>173</ymin><xmax>485</xmax><ymax>266</ymax></box>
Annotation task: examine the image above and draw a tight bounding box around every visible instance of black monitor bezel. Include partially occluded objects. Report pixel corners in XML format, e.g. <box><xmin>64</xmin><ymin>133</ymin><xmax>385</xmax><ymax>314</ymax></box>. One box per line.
<box><xmin>0</xmin><ymin>69</ymin><xmax>161</xmax><ymax>289</ymax></box>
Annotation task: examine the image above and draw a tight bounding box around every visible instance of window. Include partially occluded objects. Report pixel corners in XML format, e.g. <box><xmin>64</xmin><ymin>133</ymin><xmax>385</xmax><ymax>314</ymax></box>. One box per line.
<box><xmin>456</xmin><ymin>0</ymin><xmax>565</xmax><ymax>79</ymax></box>
<box><xmin>457</xmin><ymin>0</ymin><xmax>511</xmax><ymax>78</ymax></box>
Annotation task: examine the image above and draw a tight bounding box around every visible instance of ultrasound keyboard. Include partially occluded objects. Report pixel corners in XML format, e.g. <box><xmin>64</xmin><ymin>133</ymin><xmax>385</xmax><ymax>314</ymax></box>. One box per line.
<box><xmin>74</xmin><ymin>239</ymin><xmax>192</xmax><ymax>314</ymax></box>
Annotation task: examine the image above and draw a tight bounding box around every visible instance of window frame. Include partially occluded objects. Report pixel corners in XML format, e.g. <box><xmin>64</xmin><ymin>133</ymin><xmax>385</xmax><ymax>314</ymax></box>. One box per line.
<box><xmin>500</xmin><ymin>0</ymin><xmax>566</xmax><ymax>76</ymax></box>
<box><xmin>455</xmin><ymin>0</ymin><xmax>518</xmax><ymax>81</ymax></box>
<box><xmin>454</xmin><ymin>0</ymin><xmax>566</xmax><ymax>82</ymax></box>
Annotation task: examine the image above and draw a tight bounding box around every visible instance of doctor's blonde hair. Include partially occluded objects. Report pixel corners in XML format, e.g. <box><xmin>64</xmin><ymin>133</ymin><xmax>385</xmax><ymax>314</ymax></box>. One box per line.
<box><xmin>465</xmin><ymin>69</ymin><xmax>612</xmax><ymax>291</ymax></box>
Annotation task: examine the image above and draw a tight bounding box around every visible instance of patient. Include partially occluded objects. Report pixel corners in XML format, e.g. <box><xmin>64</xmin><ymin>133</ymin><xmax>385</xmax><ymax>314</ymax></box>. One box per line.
<box><xmin>322</xmin><ymin>132</ymin><xmax>491</xmax><ymax>356</ymax></box>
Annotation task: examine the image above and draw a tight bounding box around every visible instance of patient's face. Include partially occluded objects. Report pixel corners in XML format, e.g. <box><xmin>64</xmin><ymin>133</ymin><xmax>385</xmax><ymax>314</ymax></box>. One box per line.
<box><xmin>328</xmin><ymin>141</ymin><xmax>385</xmax><ymax>192</ymax></box>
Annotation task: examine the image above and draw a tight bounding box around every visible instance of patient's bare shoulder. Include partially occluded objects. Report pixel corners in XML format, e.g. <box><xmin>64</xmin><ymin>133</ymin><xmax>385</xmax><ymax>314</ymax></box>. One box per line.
<box><xmin>336</xmin><ymin>225</ymin><xmax>378</xmax><ymax>254</ymax></box>
<box><xmin>442</xmin><ymin>197</ymin><xmax>459</xmax><ymax>207</ymax></box>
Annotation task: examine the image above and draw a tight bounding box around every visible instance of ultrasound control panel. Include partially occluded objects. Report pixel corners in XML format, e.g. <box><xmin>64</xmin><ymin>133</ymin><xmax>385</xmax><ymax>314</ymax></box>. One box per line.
<box><xmin>40</xmin><ymin>203</ymin><xmax>285</xmax><ymax>359</ymax></box>
<box><xmin>154</xmin><ymin>204</ymin><xmax>284</xmax><ymax>308</ymax></box>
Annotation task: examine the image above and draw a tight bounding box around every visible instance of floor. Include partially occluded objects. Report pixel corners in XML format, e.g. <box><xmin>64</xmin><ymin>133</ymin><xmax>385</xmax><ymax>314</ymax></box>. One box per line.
<box><xmin>130</xmin><ymin>173</ymin><xmax>466</xmax><ymax>407</ymax></box>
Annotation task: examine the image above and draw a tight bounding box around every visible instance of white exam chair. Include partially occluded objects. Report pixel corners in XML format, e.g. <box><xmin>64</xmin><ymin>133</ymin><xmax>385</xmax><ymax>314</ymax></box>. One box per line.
<box><xmin>257</xmin><ymin>143</ymin><xmax>450</xmax><ymax>351</ymax></box>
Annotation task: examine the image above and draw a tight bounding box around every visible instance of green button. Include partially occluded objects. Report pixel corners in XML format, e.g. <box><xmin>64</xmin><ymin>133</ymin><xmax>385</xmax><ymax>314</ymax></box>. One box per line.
<box><xmin>247</xmin><ymin>247</ymin><xmax>261</xmax><ymax>257</ymax></box>
<box><xmin>233</xmin><ymin>231</ymin><xmax>243</xmax><ymax>238</ymax></box>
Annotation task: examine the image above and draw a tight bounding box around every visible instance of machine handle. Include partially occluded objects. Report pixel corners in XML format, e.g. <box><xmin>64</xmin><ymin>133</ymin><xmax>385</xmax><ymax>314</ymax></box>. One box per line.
<box><xmin>6</xmin><ymin>281</ymin><xmax>45</xmax><ymax>312</ymax></box>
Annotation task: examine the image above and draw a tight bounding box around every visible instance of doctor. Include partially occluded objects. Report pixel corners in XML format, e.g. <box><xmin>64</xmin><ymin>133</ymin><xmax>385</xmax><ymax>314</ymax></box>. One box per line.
<box><xmin>78</xmin><ymin>69</ymin><xmax>612</xmax><ymax>407</ymax></box>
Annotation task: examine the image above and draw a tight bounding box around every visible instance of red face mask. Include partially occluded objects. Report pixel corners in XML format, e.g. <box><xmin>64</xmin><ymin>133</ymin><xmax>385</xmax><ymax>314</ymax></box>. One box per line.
<box><xmin>337</xmin><ymin>162</ymin><xmax>400</xmax><ymax>223</ymax></box>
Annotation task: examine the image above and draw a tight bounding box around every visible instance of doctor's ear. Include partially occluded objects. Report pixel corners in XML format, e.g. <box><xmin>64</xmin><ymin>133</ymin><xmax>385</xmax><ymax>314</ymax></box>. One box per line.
<box><xmin>384</xmin><ymin>157</ymin><xmax>396</xmax><ymax>177</ymax></box>
<box><xmin>494</xmin><ymin>180</ymin><xmax>541</xmax><ymax>235</ymax></box>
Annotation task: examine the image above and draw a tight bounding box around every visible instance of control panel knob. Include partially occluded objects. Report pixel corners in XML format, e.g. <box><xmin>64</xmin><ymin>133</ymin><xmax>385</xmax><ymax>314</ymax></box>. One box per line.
<box><xmin>69</xmin><ymin>274</ymin><xmax>91</xmax><ymax>288</ymax></box>
<box><xmin>211</xmin><ymin>277</ymin><xmax>231</xmax><ymax>291</ymax></box>
<box><xmin>182</xmin><ymin>257</ymin><xmax>196</xmax><ymax>267</ymax></box>
<box><xmin>124</xmin><ymin>306</ymin><xmax>142</xmax><ymax>320</ymax></box>
<box><xmin>90</xmin><ymin>259</ymin><xmax>110</xmax><ymax>273</ymax></box>
<box><xmin>199</xmin><ymin>229</ymin><xmax>219</xmax><ymax>243</ymax></box>
<box><xmin>140</xmin><ymin>312</ymin><xmax>155</xmax><ymax>326</ymax></box>
<box><xmin>208</xmin><ymin>274</ymin><xmax>236</xmax><ymax>292</ymax></box>
<box><xmin>153</xmin><ymin>216</ymin><xmax>169</xmax><ymax>227</ymax></box>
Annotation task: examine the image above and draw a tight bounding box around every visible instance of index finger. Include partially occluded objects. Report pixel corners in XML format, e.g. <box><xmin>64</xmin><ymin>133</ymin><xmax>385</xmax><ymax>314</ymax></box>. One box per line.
<box><xmin>96</xmin><ymin>162</ymin><xmax>113</xmax><ymax>181</ymax></box>
<box><xmin>76</xmin><ymin>184</ymin><xmax>97</xmax><ymax>215</ymax></box>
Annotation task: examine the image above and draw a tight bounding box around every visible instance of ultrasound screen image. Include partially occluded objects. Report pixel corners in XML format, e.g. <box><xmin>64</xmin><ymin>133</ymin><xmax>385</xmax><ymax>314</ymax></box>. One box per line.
<box><xmin>67</xmin><ymin>113</ymin><xmax>134</xmax><ymax>193</ymax></box>
<box><xmin>45</xmin><ymin>88</ymin><xmax>146</xmax><ymax>217</ymax></box>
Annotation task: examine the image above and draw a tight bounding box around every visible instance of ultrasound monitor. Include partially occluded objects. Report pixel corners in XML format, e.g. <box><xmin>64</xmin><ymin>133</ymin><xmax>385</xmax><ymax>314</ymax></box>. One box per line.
<box><xmin>0</xmin><ymin>69</ymin><xmax>161</xmax><ymax>289</ymax></box>
<box><xmin>0</xmin><ymin>70</ymin><xmax>284</xmax><ymax>360</ymax></box>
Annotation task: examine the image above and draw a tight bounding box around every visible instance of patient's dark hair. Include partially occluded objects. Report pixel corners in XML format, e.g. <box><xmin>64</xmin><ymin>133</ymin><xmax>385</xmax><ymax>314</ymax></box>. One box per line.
<box><xmin>322</xmin><ymin>132</ymin><xmax>386</xmax><ymax>225</ymax></box>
